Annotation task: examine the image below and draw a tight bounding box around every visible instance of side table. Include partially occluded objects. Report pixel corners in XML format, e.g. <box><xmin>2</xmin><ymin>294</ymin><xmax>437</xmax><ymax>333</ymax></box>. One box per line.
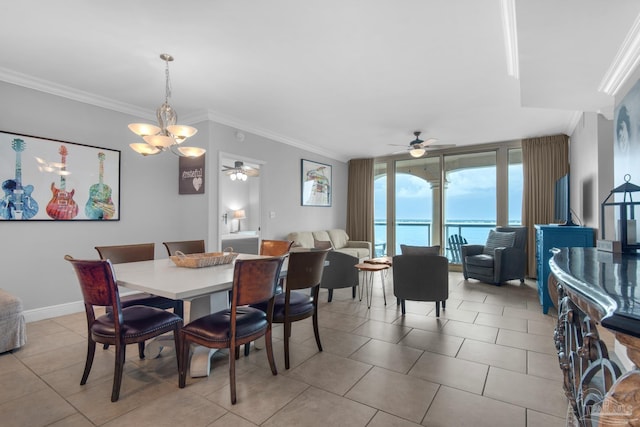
<box><xmin>355</xmin><ymin>262</ymin><xmax>389</xmax><ymax>308</ymax></box>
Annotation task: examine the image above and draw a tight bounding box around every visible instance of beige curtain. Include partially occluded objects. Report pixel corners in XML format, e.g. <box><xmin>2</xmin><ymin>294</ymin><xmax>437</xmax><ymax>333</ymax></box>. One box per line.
<box><xmin>522</xmin><ymin>134</ymin><xmax>569</xmax><ymax>277</ymax></box>
<box><xmin>346</xmin><ymin>158</ymin><xmax>374</xmax><ymax>245</ymax></box>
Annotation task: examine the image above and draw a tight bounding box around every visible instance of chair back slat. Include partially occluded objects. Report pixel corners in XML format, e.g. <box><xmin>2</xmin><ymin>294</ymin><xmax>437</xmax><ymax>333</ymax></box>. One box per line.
<box><xmin>285</xmin><ymin>250</ymin><xmax>329</xmax><ymax>291</ymax></box>
<box><xmin>232</xmin><ymin>257</ymin><xmax>285</xmax><ymax>307</ymax></box>
<box><xmin>95</xmin><ymin>243</ymin><xmax>155</xmax><ymax>264</ymax></box>
<box><xmin>163</xmin><ymin>240</ymin><xmax>205</xmax><ymax>256</ymax></box>
<box><xmin>260</xmin><ymin>240</ymin><xmax>293</xmax><ymax>256</ymax></box>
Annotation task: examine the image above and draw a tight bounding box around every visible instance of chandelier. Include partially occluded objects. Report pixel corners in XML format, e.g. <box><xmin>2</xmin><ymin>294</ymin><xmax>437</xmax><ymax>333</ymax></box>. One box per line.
<box><xmin>129</xmin><ymin>54</ymin><xmax>205</xmax><ymax>158</ymax></box>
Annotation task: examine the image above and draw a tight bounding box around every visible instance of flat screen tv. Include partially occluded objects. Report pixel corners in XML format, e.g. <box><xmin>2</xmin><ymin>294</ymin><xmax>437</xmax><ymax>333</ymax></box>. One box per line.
<box><xmin>554</xmin><ymin>173</ymin><xmax>576</xmax><ymax>226</ymax></box>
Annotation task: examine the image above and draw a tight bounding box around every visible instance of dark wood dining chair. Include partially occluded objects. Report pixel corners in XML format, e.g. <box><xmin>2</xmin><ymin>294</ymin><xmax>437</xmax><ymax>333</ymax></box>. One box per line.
<box><xmin>253</xmin><ymin>249</ymin><xmax>329</xmax><ymax>369</ymax></box>
<box><xmin>260</xmin><ymin>239</ymin><xmax>294</xmax><ymax>256</ymax></box>
<box><xmin>95</xmin><ymin>243</ymin><xmax>183</xmax><ymax>358</ymax></box>
<box><xmin>65</xmin><ymin>255</ymin><xmax>183</xmax><ymax>402</ymax></box>
<box><xmin>242</xmin><ymin>239</ymin><xmax>294</xmax><ymax>356</ymax></box>
<box><xmin>178</xmin><ymin>256</ymin><xmax>285</xmax><ymax>404</ymax></box>
<box><xmin>162</xmin><ymin>239</ymin><xmax>205</xmax><ymax>256</ymax></box>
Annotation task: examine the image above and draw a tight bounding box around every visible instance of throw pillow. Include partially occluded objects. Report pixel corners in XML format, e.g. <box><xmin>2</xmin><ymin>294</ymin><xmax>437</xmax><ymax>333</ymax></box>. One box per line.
<box><xmin>314</xmin><ymin>239</ymin><xmax>333</xmax><ymax>250</ymax></box>
<box><xmin>483</xmin><ymin>230</ymin><xmax>516</xmax><ymax>255</ymax></box>
<box><xmin>400</xmin><ymin>244</ymin><xmax>440</xmax><ymax>255</ymax></box>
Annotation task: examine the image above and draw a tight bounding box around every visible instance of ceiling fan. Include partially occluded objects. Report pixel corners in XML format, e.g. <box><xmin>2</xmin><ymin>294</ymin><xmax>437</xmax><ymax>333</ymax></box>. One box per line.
<box><xmin>390</xmin><ymin>131</ymin><xmax>455</xmax><ymax>158</ymax></box>
<box><xmin>221</xmin><ymin>161</ymin><xmax>259</xmax><ymax>181</ymax></box>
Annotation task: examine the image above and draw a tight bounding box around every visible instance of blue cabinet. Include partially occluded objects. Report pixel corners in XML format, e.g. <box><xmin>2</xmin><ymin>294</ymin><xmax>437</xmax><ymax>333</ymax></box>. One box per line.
<box><xmin>535</xmin><ymin>225</ymin><xmax>594</xmax><ymax>314</ymax></box>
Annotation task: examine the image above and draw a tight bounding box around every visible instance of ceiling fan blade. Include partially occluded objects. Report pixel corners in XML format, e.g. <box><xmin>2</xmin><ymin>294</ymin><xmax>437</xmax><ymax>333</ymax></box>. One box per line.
<box><xmin>424</xmin><ymin>144</ymin><xmax>456</xmax><ymax>150</ymax></box>
<box><xmin>422</xmin><ymin>138</ymin><xmax>438</xmax><ymax>145</ymax></box>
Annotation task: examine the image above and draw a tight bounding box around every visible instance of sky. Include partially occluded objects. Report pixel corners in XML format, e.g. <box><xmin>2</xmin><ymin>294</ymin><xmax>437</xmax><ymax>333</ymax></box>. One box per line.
<box><xmin>374</xmin><ymin>165</ymin><xmax>523</xmax><ymax>222</ymax></box>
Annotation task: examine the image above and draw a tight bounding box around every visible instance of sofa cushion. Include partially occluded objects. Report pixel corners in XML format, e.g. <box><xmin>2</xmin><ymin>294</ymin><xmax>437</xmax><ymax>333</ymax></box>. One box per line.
<box><xmin>465</xmin><ymin>253</ymin><xmax>495</xmax><ymax>267</ymax></box>
<box><xmin>312</xmin><ymin>230</ymin><xmax>332</xmax><ymax>245</ymax></box>
<box><xmin>314</xmin><ymin>239</ymin><xmax>333</xmax><ymax>250</ymax></box>
<box><xmin>400</xmin><ymin>244</ymin><xmax>440</xmax><ymax>255</ymax></box>
<box><xmin>287</xmin><ymin>231</ymin><xmax>315</xmax><ymax>249</ymax></box>
<box><xmin>327</xmin><ymin>229</ymin><xmax>349</xmax><ymax>249</ymax></box>
<box><xmin>338</xmin><ymin>247</ymin><xmax>368</xmax><ymax>258</ymax></box>
<box><xmin>483</xmin><ymin>230</ymin><xmax>515</xmax><ymax>255</ymax></box>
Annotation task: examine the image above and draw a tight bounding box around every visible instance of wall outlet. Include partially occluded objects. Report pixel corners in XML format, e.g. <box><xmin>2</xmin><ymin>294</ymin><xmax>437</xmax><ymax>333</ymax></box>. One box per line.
<box><xmin>269</xmin><ymin>211</ymin><xmax>276</xmax><ymax>219</ymax></box>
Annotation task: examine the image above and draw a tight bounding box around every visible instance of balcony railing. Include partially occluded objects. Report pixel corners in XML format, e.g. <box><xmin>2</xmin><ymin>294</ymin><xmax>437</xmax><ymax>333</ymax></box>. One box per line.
<box><xmin>374</xmin><ymin>220</ymin><xmax>501</xmax><ymax>262</ymax></box>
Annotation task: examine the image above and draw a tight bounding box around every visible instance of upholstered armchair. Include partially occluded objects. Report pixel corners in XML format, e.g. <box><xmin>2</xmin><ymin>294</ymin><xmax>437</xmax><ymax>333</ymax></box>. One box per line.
<box><xmin>461</xmin><ymin>226</ymin><xmax>527</xmax><ymax>285</ymax></box>
<box><xmin>392</xmin><ymin>253</ymin><xmax>449</xmax><ymax>316</ymax></box>
<box><xmin>320</xmin><ymin>250</ymin><xmax>359</xmax><ymax>302</ymax></box>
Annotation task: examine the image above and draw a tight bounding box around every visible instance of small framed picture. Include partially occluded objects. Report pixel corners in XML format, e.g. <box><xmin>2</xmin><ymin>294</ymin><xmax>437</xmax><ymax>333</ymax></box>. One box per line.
<box><xmin>301</xmin><ymin>159</ymin><xmax>331</xmax><ymax>207</ymax></box>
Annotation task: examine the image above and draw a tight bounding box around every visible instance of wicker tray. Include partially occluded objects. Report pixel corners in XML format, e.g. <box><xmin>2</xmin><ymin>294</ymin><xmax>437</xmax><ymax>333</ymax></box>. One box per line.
<box><xmin>170</xmin><ymin>248</ymin><xmax>238</xmax><ymax>268</ymax></box>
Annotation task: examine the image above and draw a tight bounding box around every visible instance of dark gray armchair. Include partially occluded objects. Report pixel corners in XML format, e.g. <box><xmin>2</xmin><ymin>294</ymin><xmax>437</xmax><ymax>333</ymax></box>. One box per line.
<box><xmin>461</xmin><ymin>226</ymin><xmax>527</xmax><ymax>285</ymax></box>
<box><xmin>320</xmin><ymin>250</ymin><xmax>359</xmax><ymax>302</ymax></box>
<box><xmin>392</xmin><ymin>254</ymin><xmax>449</xmax><ymax>316</ymax></box>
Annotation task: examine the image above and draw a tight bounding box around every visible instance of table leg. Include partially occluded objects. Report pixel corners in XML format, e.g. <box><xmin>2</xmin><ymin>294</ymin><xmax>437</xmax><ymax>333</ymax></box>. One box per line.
<box><xmin>188</xmin><ymin>292</ymin><xmax>230</xmax><ymax>378</ymax></box>
<box><xmin>380</xmin><ymin>270</ymin><xmax>387</xmax><ymax>305</ymax></box>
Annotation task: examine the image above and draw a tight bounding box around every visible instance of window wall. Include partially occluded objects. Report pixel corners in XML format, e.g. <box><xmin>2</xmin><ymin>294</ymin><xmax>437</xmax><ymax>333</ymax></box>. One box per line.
<box><xmin>374</xmin><ymin>141</ymin><xmax>522</xmax><ymax>264</ymax></box>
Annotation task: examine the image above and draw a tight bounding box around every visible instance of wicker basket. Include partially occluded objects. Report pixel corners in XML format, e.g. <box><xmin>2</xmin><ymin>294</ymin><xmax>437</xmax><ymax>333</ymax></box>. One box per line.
<box><xmin>170</xmin><ymin>248</ymin><xmax>238</xmax><ymax>268</ymax></box>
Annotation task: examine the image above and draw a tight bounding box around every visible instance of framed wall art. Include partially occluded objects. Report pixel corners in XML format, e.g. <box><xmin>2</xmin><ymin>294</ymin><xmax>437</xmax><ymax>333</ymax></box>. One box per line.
<box><xmin>301</xmin><ymin>159</ymin><xmax>331</xmax><ymax>207</ymax></box>
<box><xmin>179</xmin><ymin>153</ymin><xmax>205</xmax><ymax>195</ymax></box>
<box><xmin>0</xmin><ymin>130</ymin><xmax>120</xmax><ymax>221</ymax></box>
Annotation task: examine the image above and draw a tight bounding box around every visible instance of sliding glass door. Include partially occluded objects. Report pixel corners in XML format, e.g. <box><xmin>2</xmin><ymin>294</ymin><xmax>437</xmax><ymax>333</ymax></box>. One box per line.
<box><xmin>374</xmin><ymin>141</ymin><xmax>522</xmax><ymax>265</ymax></box>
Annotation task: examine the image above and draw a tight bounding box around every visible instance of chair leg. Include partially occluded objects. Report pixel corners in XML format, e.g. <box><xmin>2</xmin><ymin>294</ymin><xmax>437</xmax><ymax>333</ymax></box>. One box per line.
<box><xmin>352</xmin><ymin>286</ymin><xmax>356</xmax><ymax>299</ymax></box>
<box><xmin>284</xmin><ymin>320</ymin><xmax>291</xmax><ymax>369</ymax></box>
<box><xmin>265</xmin><ymin>325</ymin><xmax>278</xmax><ymax>376</ymax></box>
<box><xmin>103</xmin><ymin>343</ymin><xmax>109</xmax><ymax>350</ymax></box>
<box><xmin>327</xmin><ymin>289</ymin><xmax>333</xmax><ymax>302</ymax></box>
<box><xmin>401</xmin><ymin>299</ymin><xmax>406</xmax><ymax>315</ymax></box>
<box><xmin>435</xmin><ymin>301</ymin><xmax>440</xmax><ymax>317</ymax></box>
<box><xmin>138</xmin><ymin>342</ymin><xmax>145</xmax><ymax>359</ymax></box>
<box><xmin>442</xmin><ymin>300</ymin><xmax>446</xmax><ymax>310</ymax></box>
<box><xmin>178</xmin><ymin>332</ymin><xmax>189</xmax><ymax>389</ymax></box>
<box><xmin>229</xmin><ymin>347</ymin><xmax>237</xmax><ymax>405</ymax></box>
<box><xmin>81</xmin><ymin>338</ymin><xmax>96</xmax><ymax>385</ymax></box>
<box><xmin>234</xmin><ymin>346</ymin><xmax>240</xmax><ymax>360</ymax></box>
<box><xmin>173</xmin><ymin>325</ymin><xmax>181</xmax><ymax>372</ymax></box>
<box><xmin>244</xmin><ymin>343</ymin><xmax>250</xmax><ymax>356</ymax></box>
<box><xmin>312</xmin><ymin>309</ymin><xmax>323</xmax><ymax>353</ymax></box>
<box><xmin>397</xmin><ymin>297</ymin><xmax>401</xmax><ymax>306</ymax></box>
<box><xmin>111</xmin><ymin>340</ymin><xmax>126</xmax><ymax>402</ymax></box>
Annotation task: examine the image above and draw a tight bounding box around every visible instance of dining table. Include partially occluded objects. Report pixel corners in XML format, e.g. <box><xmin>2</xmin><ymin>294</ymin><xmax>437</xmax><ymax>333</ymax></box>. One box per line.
<box><xmin>113</xmin><ymin>253</ymin><xmax>271</xmax><ymax>377</ymax></box>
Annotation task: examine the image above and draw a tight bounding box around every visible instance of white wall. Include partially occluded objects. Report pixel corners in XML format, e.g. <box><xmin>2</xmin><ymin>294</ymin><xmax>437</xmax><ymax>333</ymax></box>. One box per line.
<box><xmin>569</xmin><ymin>112</ymin><xmax>614</xmax><ymax>232</ymax></box>
<box><xmin>0</xmin><ymin>82</ymin><xmax>347</xmax><ymax>319</ymax></box>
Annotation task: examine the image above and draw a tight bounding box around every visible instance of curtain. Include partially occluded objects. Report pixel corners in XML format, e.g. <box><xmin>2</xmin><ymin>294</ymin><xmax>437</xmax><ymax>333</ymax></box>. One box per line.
<box><xmin>346</xmin><ymin>158</ymin><xmax>374</xmax><ymax>246</ymax></box>
<box><xmin>522</xmin><ymin>134</ymin><xmax>569</xmax><ymax>277</ymax></box>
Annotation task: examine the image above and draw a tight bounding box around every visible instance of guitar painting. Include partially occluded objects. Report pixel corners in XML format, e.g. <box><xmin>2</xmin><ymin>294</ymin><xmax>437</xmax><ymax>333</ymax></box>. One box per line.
<box><xmin>0</xmin><ymin>138</ymin><xmax>39</xmax><ymax>220</ymax></box>
<box><xmin>46</xmin><ymin>145</ymin><xmax>78</xmax><ymax>219</ymax></box>
<box><xmin>85</xmin><ymin>152</ymin><xmax>115</xmax><ymax>219</ymax></box>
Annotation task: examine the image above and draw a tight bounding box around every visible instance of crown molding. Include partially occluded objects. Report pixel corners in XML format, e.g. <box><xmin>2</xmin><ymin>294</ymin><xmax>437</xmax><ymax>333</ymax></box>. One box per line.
<box><xmin>0</xmin><ymin>66</ymin><xmax>155</xmax><ymax>120</ymax></box>
<box><xmin>204</xmin><ymin>110</ymin><xmax>347</xmax><ymax>162</ymax></box>
<box><xmin>599</xmin><ymin>13</ymin><xmax>640</xmax><ymax>96</ymax></box>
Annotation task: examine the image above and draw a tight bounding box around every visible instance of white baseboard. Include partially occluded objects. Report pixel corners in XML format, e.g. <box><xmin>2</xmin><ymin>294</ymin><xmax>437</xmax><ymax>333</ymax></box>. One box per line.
<box><xmin>23</xmin><ymin>300</ymin><xmax>84</xmax><ymax>323</ymax></box>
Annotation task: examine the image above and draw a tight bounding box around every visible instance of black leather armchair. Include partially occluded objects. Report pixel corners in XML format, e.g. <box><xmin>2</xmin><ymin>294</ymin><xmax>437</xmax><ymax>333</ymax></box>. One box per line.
<box><xmin>461</xmin><ymin>226</ymin><xmax>527</xmax><ymax>285</ymax></box>
<box><xmin>393</xmin><ymin>254</ymin><xmax>449</xmax><ymax>316</ymax></box>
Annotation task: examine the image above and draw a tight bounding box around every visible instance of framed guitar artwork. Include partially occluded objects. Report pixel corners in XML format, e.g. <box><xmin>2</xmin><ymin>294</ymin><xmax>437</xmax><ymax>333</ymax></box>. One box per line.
<box><xmin>0</xmin><ymin>130</ymin><xmax>120</xmax><ymax>221</ymax></box>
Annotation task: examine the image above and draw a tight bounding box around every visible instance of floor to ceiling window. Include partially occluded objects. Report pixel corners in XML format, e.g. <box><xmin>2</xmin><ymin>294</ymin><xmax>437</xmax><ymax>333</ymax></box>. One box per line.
<box><xmin>374</xmin><ymin>141</ymin><xmax>522</xmax><ymax>264</ymax></box>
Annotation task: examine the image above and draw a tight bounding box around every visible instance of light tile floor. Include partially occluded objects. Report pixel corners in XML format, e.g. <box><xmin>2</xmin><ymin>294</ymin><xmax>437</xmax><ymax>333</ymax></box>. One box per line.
<box><xmin>0</xmin><ymin>272</ymin><xmax>575</xmax><ymax>426</ymax></box>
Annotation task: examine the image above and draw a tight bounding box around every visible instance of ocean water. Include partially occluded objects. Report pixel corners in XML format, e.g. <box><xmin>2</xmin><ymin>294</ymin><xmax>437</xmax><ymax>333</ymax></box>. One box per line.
<box><xmin>374</xmin><ymin>220</ymin><xmax>517</xmax><ymax>256</ymax></box>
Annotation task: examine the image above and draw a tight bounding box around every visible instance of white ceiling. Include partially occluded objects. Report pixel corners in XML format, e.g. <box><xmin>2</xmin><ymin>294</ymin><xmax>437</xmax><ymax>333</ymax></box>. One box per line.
<box><xmin>1</xmin><ymin>0</ymin><xmax>639</xmax><ymax>161</ymax></box>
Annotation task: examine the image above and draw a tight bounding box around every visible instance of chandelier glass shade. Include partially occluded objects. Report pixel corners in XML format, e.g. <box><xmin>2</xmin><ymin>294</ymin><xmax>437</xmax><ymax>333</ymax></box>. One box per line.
<box><xmin>129</xmin><ymin>54</ymin><xmax>204</xmax><ymax>158</ymax></box>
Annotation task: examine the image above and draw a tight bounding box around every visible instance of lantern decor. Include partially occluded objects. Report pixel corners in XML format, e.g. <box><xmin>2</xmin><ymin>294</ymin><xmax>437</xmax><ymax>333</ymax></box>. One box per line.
<box><xmin>600</xmin><ymin>174</ymin><xmax>640</xmax><ymax>254</ymax></box>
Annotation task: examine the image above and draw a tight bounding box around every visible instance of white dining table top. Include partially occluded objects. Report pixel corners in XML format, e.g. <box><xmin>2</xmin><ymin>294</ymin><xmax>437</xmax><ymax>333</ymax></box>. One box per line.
<box><xmin>113</xmin><ymin>253</ymin><xmax>269</xmax><ymax>300</ymax></box>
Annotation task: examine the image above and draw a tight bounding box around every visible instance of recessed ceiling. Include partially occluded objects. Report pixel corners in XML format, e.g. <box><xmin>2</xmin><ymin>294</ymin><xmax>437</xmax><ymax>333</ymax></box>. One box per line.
<box><xmin>1</xmin><ymin>1</ymin><xmax>639</xmax><ymax>161</ymax></box>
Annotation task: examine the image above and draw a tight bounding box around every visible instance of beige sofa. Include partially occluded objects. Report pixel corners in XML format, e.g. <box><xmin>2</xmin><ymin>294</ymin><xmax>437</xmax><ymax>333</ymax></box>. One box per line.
<box><xmin>287</xmin><ymin>229</ymin><xmax>371</xmax><ymax>259</ymax></box>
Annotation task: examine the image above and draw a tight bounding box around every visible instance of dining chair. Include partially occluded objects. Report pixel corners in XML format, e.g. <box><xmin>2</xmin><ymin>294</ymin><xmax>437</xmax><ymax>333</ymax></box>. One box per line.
<box><xmin>162</xmin><ymin>239</ymin><xmax>205</xmax><ymax>256</ymax></box>
<box><xmin>65</xmin><ymin>255</ymin><xmax>183</xmax><ymax>402</ymax></box>
<box><xmin>95</xmin><ymin>243</ymin><xmax>183</xmax><ymax>358</ymax></box>
<box><xmin>242</xmin><ymin>239</ymin><xmax>293</xmax><ymax>356</ymax></box>
<box><xmin>253</xmin><ymin>249</ymin><xmax>329</xmax><ymax>369</ymax></box>
<box><xmin>178</xmin><ymin>256</ymin><xmax>285</xmax><ymax>404</ymax></box>
<box><xmin>260</xmin><ymin>239</ymin><xmax>294</xmax><ymax>256</ymax></box>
